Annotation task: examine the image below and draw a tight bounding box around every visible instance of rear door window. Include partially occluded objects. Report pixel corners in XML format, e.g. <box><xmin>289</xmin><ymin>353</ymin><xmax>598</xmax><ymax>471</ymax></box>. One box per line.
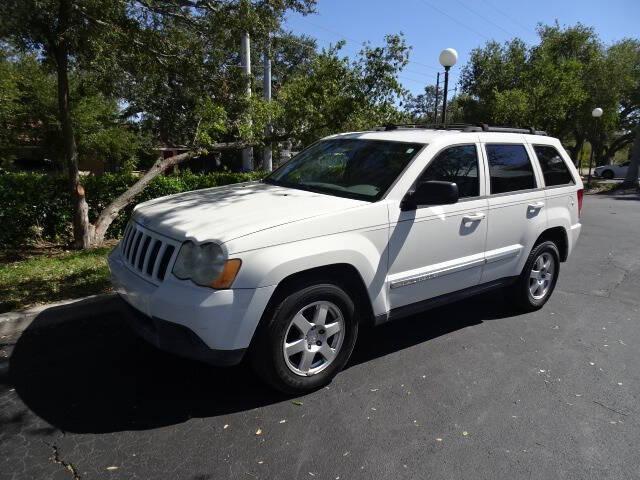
<box><xmin>485</xmin><ymin>144</ymin><xmax>536</xmax><ymax>194</ymax></box>
<box><xmin>533</xmin><ymin>145</ymin><xmax>575</xmax><ymax>186</ymax></box>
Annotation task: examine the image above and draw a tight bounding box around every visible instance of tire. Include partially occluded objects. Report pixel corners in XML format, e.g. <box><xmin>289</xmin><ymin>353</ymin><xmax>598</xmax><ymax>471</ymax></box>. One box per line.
<box><xmin>250</xmin><ymin>282</ymin><xmax>359</xmax><ymax>394</ymax></box>
<box><xmin>602</xmin><ymin>169</ymin><xmax>614</xmax><ymax>180</ymax></box>
<box><xmin>509</xmin><ymin>241</ymin><xmax>560</xmax><ymax>312</ymax></box>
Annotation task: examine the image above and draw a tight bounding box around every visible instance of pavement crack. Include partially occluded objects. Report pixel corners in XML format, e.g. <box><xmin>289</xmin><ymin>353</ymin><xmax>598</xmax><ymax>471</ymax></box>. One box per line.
<box><xmin>45</xmin><ymin>442</ymin><xmax>81</xmax><ymax>479</ymax></box>
<box><xmin>592</xmin><ymin>400</ymin><xmax>630</xmax><ymax>417</ymax></box>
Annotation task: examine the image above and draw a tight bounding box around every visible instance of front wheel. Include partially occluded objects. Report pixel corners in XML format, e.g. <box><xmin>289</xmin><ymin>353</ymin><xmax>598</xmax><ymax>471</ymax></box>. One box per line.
<box><xmin>510</xmin><ymin>241</ymin><xmax>560</xmax><ymax>312</ymax></box>
<box><xmin>250</xmin><ymin>283</ymin><xmax>358</xmax><ymax>394</ymax></box>
<box><xmin>602</xmin><ymin>169</ymin><xmax>614</xmax><ymax>180</ymax></box>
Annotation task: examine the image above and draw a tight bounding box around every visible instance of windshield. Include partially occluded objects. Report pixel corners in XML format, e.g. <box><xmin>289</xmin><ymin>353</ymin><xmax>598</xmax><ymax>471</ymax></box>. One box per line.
<box><xmin>264</xmin><ymin>138</ymin><xmax>424</xmax><ymax>201</ymax></box>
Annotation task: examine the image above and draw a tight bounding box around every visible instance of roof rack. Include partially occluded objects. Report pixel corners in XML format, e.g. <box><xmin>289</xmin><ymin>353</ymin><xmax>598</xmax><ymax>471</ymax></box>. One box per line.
<box><xmin>378</xmin><ymin>123</ymin><xmax>548</xmax><ymax>136</ymax></box>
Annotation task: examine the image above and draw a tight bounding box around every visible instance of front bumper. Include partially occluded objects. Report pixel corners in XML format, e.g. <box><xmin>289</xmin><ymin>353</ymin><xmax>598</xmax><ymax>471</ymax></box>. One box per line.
<box><xmin>120</xmin><ymin>299</ymin><xmax>245</xmax><ymax>366</ymax></box>
<box><xmin>108</xmin><ymin>247</ymin><xmax>276</xmax><ymax>362</ymax></box>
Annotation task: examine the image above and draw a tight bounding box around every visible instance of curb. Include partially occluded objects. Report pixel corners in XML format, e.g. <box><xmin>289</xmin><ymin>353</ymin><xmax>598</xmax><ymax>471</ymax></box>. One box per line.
<box><xmin>0</xmin><ymin>293</ymin><xmax>122</xmax><ymax>338</ymax></box>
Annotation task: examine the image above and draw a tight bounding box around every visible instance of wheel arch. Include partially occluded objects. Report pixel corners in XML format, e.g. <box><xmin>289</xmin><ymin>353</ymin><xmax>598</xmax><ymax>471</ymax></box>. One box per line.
<box><xmin>247</xmin><ymin>263</ymin><xmax>376</xmax><ymax>354</ymax></box>
<box><xmin>268</xmin><ymin>263</ymin><xmax>375</xmax><ymax>324</ymax></box>
<box><xmin>534</xmin><ymin>226</ymin><xmax>569</xmax><ymax>262</ymax></box>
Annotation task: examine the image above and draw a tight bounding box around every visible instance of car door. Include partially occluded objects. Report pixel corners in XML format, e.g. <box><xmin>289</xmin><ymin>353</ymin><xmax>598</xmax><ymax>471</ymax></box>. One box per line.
<box><xmin>480</xmin><ymin>139</ymin><xmax>548</xmax><ymax>284</ymax></box>
<box><xmin>617</xmin><ymin>162</ymin><xmax>630</xmax><ymax>178</ymax></box>
<box><xmin>387</xmin><ymin>144</ymin><xmax>489</xmax><ymax>310</ymax></box>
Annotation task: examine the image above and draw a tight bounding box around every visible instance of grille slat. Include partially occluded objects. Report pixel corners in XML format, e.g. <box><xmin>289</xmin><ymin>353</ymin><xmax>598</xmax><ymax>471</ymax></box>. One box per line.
<box><xmin>137</xmin><ymin>236</ymin><xmax>152</xmax><ymax>270</ymax></box>
<box><xmin>146</xmin><ymin>240</ymin><xmax>161</xmax><ymax>275</ymax></box>
<box><xmin>129</xmin><ymin>231</ymin><xmax>143</xmax><ymax>263</ymax></box>
<box><xmin>133</xmin><ymin>233</ymin><xmax>147</xmax><ymax>267</ymax></box>
<box><xmin>157</xmin><ymin>245</ymin><xmax>175</xmax><ymax>281</ymax></box>
<box><xmin>152</xmin><ymin>243</ymin><xmax>167</xmax><ymax>279</ymax></box>
<box><xmin>124</xmin><ymin>227</ymin><xmax>136</xmax><ymax>259</ymax></box>
<box><xmin>121</xmin><ymin>224</ymin><xmax>132</xmax><ymax>253</ymax></box>
<box><xmin>120</xmin><ymin>221</ymin><xmax>179</xmax><ymax>285</ymax></box>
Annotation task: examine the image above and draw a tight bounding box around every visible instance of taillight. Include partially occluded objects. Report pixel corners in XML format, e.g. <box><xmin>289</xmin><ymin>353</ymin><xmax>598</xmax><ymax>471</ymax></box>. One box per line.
<box><xmin>577</xmin><ymin>188</ymin><xmax>584</xmax><ymax>216</ymax></box>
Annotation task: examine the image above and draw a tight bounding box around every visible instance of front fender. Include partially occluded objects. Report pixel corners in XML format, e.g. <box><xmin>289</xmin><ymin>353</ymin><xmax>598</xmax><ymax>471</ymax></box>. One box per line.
<box><xmin>230</xmin><ymin>228</ymin><xmax>391</xmax><ymax>316</ymax></box>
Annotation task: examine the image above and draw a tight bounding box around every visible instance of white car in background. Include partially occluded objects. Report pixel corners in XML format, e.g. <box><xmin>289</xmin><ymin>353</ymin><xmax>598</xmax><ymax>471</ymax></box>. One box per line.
<box><xmin>594</xmin><ymin>161</ymin><xmax>635</xmax><ymax>179</ymax></box>
<box><xmin>109</xmin><ymin>124</ymin><xmax>583</xmax><ymax>394</ymax></box>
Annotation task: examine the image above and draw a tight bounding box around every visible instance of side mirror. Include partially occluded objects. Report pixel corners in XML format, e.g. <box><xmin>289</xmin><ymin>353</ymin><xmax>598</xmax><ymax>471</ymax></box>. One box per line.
<box><xmin>401</xmin><ymin>181</ymin><xmax>459</xmax><ymax>210</ymax></box>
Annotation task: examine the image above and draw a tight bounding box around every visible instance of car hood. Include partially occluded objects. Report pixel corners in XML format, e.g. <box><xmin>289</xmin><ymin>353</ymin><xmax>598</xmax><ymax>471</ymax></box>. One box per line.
<box><xmin>133</xmin><ymin>181</ymin><xmax>368</xmax><ymax>243</ymax></box>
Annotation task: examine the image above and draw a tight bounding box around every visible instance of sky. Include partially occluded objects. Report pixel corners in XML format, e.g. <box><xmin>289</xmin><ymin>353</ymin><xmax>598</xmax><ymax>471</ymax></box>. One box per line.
<box><xmin>284</xmin><ymin>0</ymin><xmax>640</xmax><ymax>96</ymax></box>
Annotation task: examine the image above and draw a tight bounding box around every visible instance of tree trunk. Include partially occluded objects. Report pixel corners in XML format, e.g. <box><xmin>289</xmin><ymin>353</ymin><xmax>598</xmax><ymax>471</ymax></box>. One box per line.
<box><xmin>621</xmin><ymin>127</ymin><xmax>640</xmax><ymax>189</ymax></box>
<box><xmin>570</xmin><ymin>135</ymin><xmax>584</xmax><ymax>167</ymax></box>
<box><xmin>56</xmin><ymin>0</ymin><xmax>92</xmax><ymax>249</ymax></box>
<box><xmin>89</xmin><ymin>141</ymin><xmax>249</xmax><ymax>246</ymax></box>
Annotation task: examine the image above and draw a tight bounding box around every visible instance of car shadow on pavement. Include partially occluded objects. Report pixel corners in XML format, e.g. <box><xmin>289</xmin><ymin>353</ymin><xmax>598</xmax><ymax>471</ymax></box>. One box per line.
<box><xmin>7</xmin><ymin>291</ymin><xmax>513</xmax><ymax>434</ymax></box>
<box><xmin>597</xmin><ymin>189</ymin><xmax>640</xmax><ymax>200</ymax></box>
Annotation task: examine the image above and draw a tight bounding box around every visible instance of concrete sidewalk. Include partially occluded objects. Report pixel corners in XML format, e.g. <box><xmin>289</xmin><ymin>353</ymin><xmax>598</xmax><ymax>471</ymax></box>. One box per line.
<box><xmin>0</xmin><ymin>294</ymin><xmax>121</xmax><ymax>338</ymax></box>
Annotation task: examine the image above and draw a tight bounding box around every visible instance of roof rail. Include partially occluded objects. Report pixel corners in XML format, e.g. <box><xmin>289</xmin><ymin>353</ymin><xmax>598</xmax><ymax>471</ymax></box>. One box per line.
<box><xmin>378</xmin><ymin>123</ymin><xmax>547</xmax><ymax>136</ymax></box>
<box><xmin>462</xmin><ymin>124</ymin><xmax>548</xmax><ymax>135</ymax></box>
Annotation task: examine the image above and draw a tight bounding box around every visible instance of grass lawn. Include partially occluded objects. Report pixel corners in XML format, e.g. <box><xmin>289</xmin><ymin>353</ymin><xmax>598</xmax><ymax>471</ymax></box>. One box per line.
<box><xmin>0</xmin><ymin>245</ymin><xmax>114</xmax><ymax>313</ymax></box>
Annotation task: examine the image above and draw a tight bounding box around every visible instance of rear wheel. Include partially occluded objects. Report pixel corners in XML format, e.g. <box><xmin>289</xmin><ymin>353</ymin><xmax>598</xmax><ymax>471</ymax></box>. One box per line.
<box><xmin>510</xmin><ymin>241</ymin><xmax>560</xmax><ymax>311</ymax></box>
<box><xmin>251</xmin><ymin>282</ymin><xmax>358</xmax><ymax>394</ymax></box>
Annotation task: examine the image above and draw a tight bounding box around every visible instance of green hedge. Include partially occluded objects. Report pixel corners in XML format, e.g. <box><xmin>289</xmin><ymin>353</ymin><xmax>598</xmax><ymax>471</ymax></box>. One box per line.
<box><xmin>0</xmin><ymin>170</ymin><xmax>265</xmax><ymax>247</ymax></box>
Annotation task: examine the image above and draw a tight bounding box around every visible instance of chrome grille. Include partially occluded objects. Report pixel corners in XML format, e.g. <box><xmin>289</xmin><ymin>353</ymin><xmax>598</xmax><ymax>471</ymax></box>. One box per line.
<box><xmin>120</xmin><ymin>221</ymin><xmax>180</xmax><ymax>284</ymax></box>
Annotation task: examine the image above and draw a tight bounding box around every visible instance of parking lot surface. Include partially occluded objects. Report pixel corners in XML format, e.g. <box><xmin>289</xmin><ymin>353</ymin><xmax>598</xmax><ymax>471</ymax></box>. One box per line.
<box><xmin>1</xmin><ymin>193</ymin><xmax>639</xmax><ymax>480</ymax></box>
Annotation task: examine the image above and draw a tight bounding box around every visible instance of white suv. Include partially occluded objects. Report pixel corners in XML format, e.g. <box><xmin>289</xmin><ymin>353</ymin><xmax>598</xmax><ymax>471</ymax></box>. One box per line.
<box><xmin>109</xmin><ymin>125</ymin><xmax>583</xmax><ymax>393</ymax></box>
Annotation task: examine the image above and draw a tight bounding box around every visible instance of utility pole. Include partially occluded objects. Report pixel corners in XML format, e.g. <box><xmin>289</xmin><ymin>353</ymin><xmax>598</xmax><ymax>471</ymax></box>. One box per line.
<box><xmin>262</xmin><ymin>47</ymin><xmax>273</xmax><ymax>172</ymax></box>
<box><xmin>241</xmin><ymin>32</ymin><xmax>253</xmax><ymax>171</ymax></box>
<box><xmin>433</xmin><ymin>72</ymin><xmax>440</xmax><ymax>124</ymax></box>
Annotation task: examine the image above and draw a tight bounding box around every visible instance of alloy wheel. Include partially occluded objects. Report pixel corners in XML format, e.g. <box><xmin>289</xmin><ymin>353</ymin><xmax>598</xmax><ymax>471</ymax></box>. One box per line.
<box><xmin>529</xmin><ymin>252</ymin><xmax>555</xmax><ymax>300</ymax></box>
<box><xmin>282</xmin><ymin>300</ymin><xmax>345</xmax><ymax>376</ymax></box>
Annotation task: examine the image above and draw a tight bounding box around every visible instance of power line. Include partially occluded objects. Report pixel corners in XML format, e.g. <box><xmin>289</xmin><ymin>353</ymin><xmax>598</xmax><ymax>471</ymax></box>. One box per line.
<box><xmin>481</xmin><ymin>0</ymin><xmax>537</xmax><ymax>37</ymax></box>
<box><xmin>303</xmin><ymin>19</ymin><xmax>362</xmax><ymax>45</ymax></box>
<box><xmin>404</xmin><ymin>68</ymin><xmax>441</xmax><ymax>78</ymax></box>
<box><xmin>453</xmin><ymin>0</ymin><xmax>518</xmax><ymax>38</ymax></box>
<box><xmin>399</xmin><ymin>75</ymin><xmax>432</xmax><ymax>84</ymax></box>
<box><xmin>287</xmin><ymin>19</ymin><xmax>441</xmax><ymax>71</ymax></box>
<box><xmin>416</xmin><ymin>0</ymin><xmax>491</xmax><ymax>41</ymax></box>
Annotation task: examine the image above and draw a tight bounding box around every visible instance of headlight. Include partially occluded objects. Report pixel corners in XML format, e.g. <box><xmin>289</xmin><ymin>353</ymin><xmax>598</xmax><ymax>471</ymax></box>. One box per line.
<box><xmin>172</xmin><ymin>241</ymin><xmax>241</xmax><ymax>289</ymax></box>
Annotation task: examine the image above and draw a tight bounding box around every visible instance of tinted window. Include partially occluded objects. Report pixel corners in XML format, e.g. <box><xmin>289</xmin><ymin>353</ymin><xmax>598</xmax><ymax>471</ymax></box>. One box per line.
<box><xmin>486</xmin><ymin>144</ymin><xmax>536</xmax><ymax>194</ymax></box>
<box><xmin>265</xmin><ymin>139</ymin><xmax>423</xmax><ymax>201</ymax></box>
<box><xmin>418</xmin><ymin>145</ymin><xmax>479</xmax><ymax>198</ymax></box>
<box><xmin>534</xmin><ymin>145</ymin><xmax>575</xmax><ymax>186</ymax></box>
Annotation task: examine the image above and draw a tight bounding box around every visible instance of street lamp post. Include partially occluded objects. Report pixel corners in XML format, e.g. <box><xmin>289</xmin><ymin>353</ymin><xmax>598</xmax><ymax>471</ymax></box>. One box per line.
<box><xmin>587</xmin><ymin>107</ymin><xmax>603</xmax><ymax>187</ymax></box>
<box><xmin>439</xmin><ymin>48</ymin><xmax>458</xmax><ymax>126</ymax></box>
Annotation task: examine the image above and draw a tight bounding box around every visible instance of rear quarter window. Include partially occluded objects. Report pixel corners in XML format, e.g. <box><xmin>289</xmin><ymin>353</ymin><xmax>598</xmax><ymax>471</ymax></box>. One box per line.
<box><xmin>533</xmin><ymin>145</ymin><xmax>575</xmax><ymax>187</ymax></box>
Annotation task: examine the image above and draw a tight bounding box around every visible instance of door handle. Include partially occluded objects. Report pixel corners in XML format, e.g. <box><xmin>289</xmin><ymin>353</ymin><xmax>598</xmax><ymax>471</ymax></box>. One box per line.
<box><xmin>462</xmin><ymin>212</ymin><xmax>485</xmax><ymax>222</ymax></box>
<box><xmin>528</xmin><ymin>201</ymin><xmax>545</xmax><ymax>209</ymax></box>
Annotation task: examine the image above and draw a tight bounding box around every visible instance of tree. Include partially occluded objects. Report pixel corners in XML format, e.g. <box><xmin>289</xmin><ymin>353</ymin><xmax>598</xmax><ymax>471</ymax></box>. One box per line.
<box><xmin>276</xmin><ymin>34</ymin><xmax>410</xmax><ymax>145</ymax></box>
<box><xmin>458</xmin><ymin>23</ymin><xmax>639</xmax><ymax>166</ymax></box>
<box><xmin>0</xmin><ymin>0</ymin><xmax>139</xmax><ymax>247</ymax></box>
<box><xmin>404</xmin><ymin>85</ymin><xmax>438</xmax><ymax>122</ymax></box>
<box><xmin>0</xmin><ymin>0</ymin><xmax>316</xmax><ymax>247</ymax></box>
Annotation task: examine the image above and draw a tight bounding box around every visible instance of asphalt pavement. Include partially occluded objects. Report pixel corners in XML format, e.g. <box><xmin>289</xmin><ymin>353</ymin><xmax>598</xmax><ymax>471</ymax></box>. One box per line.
<box><xmin>1</xmin><ymin>192</ymin><xmax>639</xmax><ymax>480</ymax></box>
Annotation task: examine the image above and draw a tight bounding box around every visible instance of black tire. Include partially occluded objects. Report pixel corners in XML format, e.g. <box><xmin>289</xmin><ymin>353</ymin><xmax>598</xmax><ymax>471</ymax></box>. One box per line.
<box><xmin>602</xmin><ymin>169</ymin><xmax>614</xmax><ymax>180</ymax></box>
<box><xmin>509</xmin><ymin>241</ymin><xmax>560</xmax><ymax>312</ymax></box>
<box><xmin>250</xmin><ymin>282</ymin><xmax>359</xmax><ymax>394</ymax></box>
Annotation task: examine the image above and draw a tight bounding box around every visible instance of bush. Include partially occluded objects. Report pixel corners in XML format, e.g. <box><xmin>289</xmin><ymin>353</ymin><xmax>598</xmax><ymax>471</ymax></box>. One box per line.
<box><xmin>0</xmin><ymin>170</ymin><xmax>266</xmax><ymax>247</ymax></box>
